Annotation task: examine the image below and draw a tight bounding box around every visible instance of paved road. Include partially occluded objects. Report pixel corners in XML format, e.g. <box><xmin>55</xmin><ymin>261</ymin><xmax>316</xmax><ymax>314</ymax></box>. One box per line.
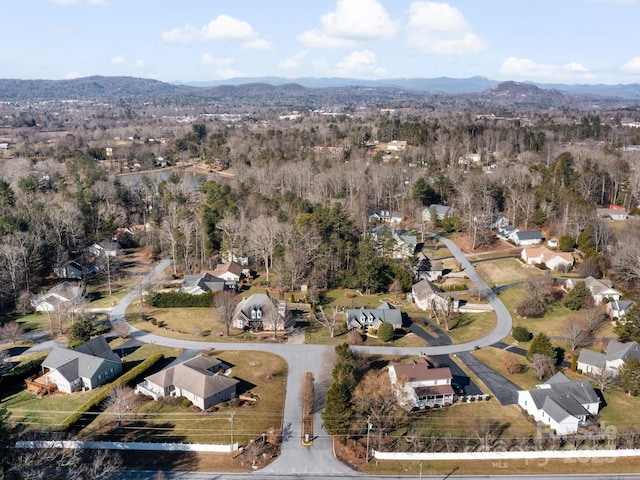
<box><xmin>14</xmin><ymin>233</ymin><xmax>513</xmax><ymax>476</ymax></box>
<box><xmin>456</xmin><ymin>351</ymin><xmax>521</xmax><ymax>405</ymax></box>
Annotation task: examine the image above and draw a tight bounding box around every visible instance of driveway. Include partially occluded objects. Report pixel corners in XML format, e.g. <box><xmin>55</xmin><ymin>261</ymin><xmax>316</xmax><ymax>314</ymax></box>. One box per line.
<box><xmin>408</xmin><ymin>318</ymin><xmax>451</xmax><ymax>347</ymax></box>
<box><xmin>456</xmin><ymin>351</ymin><xmax>521</xmax><ymax>405</ymax></box>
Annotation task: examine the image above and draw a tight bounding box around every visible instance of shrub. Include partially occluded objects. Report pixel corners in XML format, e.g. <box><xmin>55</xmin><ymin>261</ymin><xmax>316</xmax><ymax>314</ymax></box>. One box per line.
<box><xmin>558</xmin><ymin>235</ymin><xmax>575</xmax><ymax>252</ymax></box>
<box><xmin>346</xmin><ymin>330</ymin><xmax>363</xmax><ymax>345</ymax></box>
<box><xmin>0</xmin><ymin>355</ymin><xmax>47</xmax><ymax>392</ymax></box>
<box><xmin>512</xmin><ymin>326</ymin><xmax>532</xmax><ymax>342</ymax></box>
<box><xmin>564</xmin><ymin>281</ymin><xmax>589</xmax><ymax>310</ymax></box>
<box><xmin>148</xmin><ymin>291</ymin><xmax>214</xmax><ymax>308</ymax></box>
<box><xmin>377</xmin><ymin>322</ymin><xmax>395</xmax><ymax>342</ymax></box>
<box><xmin>503</xmin><ymin>357</ymin><xmax>522</xmax><ymax>374</ymax></box>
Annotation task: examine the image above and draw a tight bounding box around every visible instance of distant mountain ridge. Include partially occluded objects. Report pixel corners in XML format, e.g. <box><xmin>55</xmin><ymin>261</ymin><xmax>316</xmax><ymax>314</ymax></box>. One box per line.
<box><xmin>2</xmin><ymin>75</ymin><xmax>640</xmax><ymax>104</ymax></box>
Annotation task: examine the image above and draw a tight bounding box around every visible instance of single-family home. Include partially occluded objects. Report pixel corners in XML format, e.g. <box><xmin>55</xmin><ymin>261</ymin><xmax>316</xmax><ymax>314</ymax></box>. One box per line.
<box><xmin>596</xmin><ymin>206</ymin><xmax>629</xmax><ymax>221</ymax></box>
<box><xmin>411</xmin><ymin>279</ymin><xmax>459</xmax><ymax>313</ymax></box>
<box><xmin>607</xmin><ymin>299</ymin><xmax>636</xmax><ymax>319</ymax></box>
<box><xmin>521</xmin><ymin>246</ymin><xmax>573</xmax><ymax>270</ymax></box>
<box><xmin>54</xmin><ymin>255</ymin><xmax>100</xmax><ymax>280</ymax></box>
<box><xmin>31</xmin><ymin>282</ymin><xmax>84</xmax><ymax>312</ymax></box>
<box><xmin>577</xmin><ymin>340</ymin><xmax>640</xmax><ymax>376</ymax></box>
<box><xmin>517</xmin><ymin>372</ymin><xmax>600</xmax><ymax>435</ymax></box>
<box><xmin>210</xmin><ymin>261</ymin><xmax>243</xmax><ymax>288</ymax></box>
<box><xmin>497</xmin><ymin>225</ymin><xmax>518</xmax><ymax>242</ymax></box>
<box><xmin>368</xmin><ymin>225</ymin><xmax>419</xmax><ymax>259</ymax></box>
<box><xmin>510</xmin><ymin>230</ymin><xmax>543</xmax><ymax>246</ymax></box>
<box><xmin>422</xmin><ymin>204</ymin><xmax>455</xmax><ymax>223</ymax></box>
<box><xmin>346</xmin><ymin>302</ymin><xmax>403</xmax><ymax>331</ymax></box>
<box><xmin>547</xmin><ymin>238</ymin><xmax>559</xmax><ymax>248</ymax></box>
<box><xmin>136</xmin><ymin>355</ymin><xmax>239</xmax><ymax>411</ymax></box>
<box><xmin>414</xmin><ymin>252</ymin><xmax>444</xmax><ymax>282</ymax></box>
<box><xmin>84</xmin><ymin>238</ymin><xmax>122</xmax><ymax>257</ymax></box>
<box><xmin>181</xmin><ymin>272</ymin><xmax>225</xmax><ymax>295</ymax></box>
<box><xmin>233</xmin><ymin>293</ymin><xmax>292</xmax><ymax>332</ymax></box>
<box><xmin>40</xmin><ymin>337</ymin><xmax>122</xmax><ymax>393</ymax></box>
<box><xmin>565</xmin><ymin>276</ymin><xmax>621</xmax><ymax>305</ymax></box>
<box><xmin>388</xmin><ymin>358</ymin><xmax>456</xmax><ymax>409</ymax></box>
<box><xmin>369</xmin><ymin>209</ymin><xmax>403</xmax><ymax>225</ymax></box>
<box><xmin>491</xmin><ymin>213</ymin><xmax>509</xmax><ymax>230</ymax></box>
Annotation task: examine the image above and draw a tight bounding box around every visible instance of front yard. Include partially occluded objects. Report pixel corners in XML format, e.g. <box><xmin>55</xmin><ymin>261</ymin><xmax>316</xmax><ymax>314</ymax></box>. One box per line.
<box><xmin>474</xmin><ymin>258</ymin><xmax>544</xmax><ymax>286</ymax></box>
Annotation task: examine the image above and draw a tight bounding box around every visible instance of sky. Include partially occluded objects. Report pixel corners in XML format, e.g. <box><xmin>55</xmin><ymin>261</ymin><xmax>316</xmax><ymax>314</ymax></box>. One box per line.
<box><xmin>3</xmin><ymin>0</ymin><xmax>640</xmax><ymax>85</ymax></box>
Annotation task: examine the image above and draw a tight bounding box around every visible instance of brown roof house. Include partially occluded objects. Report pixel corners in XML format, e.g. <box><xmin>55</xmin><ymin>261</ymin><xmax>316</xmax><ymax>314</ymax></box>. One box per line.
<box><xmin>40</xmin><ymin>336</ymin><xmax>122</xmax><ymax>393</ymax></box>
<box><xmin>136</xmin><ymin>355</ymin><xmax>239</xmax><ymax>411</ymax></box>
<box><xmin>521</xmin><ymin>246</ymin><xmax>573</xmax><ymax>271</ymax></box>
<box><xmin>233</xmin><ymin>293</ymin><xmax>292</xmax><ymax>332</ymax></box>
<box><xmin>388</xmin><ymin>358</ymin><xmax>456</xmax><ymax>409</ymax></box>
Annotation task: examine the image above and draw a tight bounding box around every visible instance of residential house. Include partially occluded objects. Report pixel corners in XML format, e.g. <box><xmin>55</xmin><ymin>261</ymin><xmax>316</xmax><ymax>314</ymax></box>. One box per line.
<box><xmin>411</xmin><ymin>279</ymin><xmax>459</xmax><ymax>313</ymax></box>
<box><xmin>31</xmin><ymin>282</ymin><xmax>84</xmax><ymax>312</ymax></box>
<box><xmin>369</xmin><ymin>209</ymin><xmax>403</xmax><ymax>225</ymax></box>
<box><xmin>233</xmin><ymin>293</ymin><xmax>292</xmax><ymax>332</ymax></box>
<box><xmin>84</xmin><ymin>238</ymin><xmax>122</xmax><ymax>257</ymax></box>
<box><xmin>40</xmin><ymin>337</ymin><xmax>122</xmax><ymax>393</ymax></box>
<box><xmin>414</xmin><ymin>252</ymin><xmax>444</xmax><ymax>282</ymax></box>
<box><xmin>596</xmin><ymin>205</ymin><xmax>629</xmax><ymax>221</ymax></box>
<box><xmin>181</xmin><ymin>272</ymin><xmax>225</xmax><ymax>295</ymax></box>
<box><xmin>136</xmin><ymin>355</ymin><xmax>239</xmax><ymax>411</ymax></box>
<box><xmin>521</xmin><ymin>246</ymin><xmax>573</xmax><ymax>270</ymax></box>
<box><xmin>577</xmin><ymin>340</ymin><xmax>640</xmax><ymax>376</ymax></box>
<box><xmin>491</xmin><ymin>213</ymin><xmax>509</xmax><ymax>230</ymax></box>
<box><xmin>547</xmin><ymin>238</ymin><xmax>559</xmax><ymax>248</ymax></box>
<box><xmin>386</xmin><ymin>140</ymin><xmax>407</xmax><ymax>151</ymax></box>
<box><xmin>54</xmin><ymin>255</ymin><xmax>99</xmax><ymax>280</ymax></box>
<box><xmin>510</xmin><ymin>230</ymin><xmax>543</xmax><ymax>246</ymax></box>
<box><xmin>497</xmin><ymin>225</ymin><xmax>518</xmax><ymax>242</ymax></box>
<box><xmin>517</xmin><ymin>372</ymin><xmax>600</xmax><ymax>435</ymax></box>
<box><xmin>346</xmin><ymin>302</ymin><xmax>403</xmax><ymax>331</ymax></box>
<box><xmin>422</xmin><ymin>204</ymin><xmax>455</xmax><ymax>223</ymax></box>
<box><xmin>607</xmin><ymin>299</ymin><xmax>636</xmax><ymax>319</ymax></box>
<box><xmin>565</xmin><ymin>276</ymin><xmax>621</xmax><ymax>305</ymax></box>
<box><xmin>368</xmin><ymin>225</ymin><xmax>419</xmax><ymax>259</ymax></box>
<box><xmin>210</xmin><ymin>261</ymin><xmax>243</xmax><ymax>289</ymax></box>
<box><xmin>388</xmin><ymin>358</ymin><xmax>456</xmax><ymax>409</ymax></box>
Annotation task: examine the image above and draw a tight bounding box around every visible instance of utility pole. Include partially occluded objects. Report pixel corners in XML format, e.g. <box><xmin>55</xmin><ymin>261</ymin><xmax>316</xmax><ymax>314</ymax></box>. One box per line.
<box><xmin>229</xmin><ymin>411</ymin><xmax>236</xmax><ymax>453</ymax></box>
<box><xmin>365</xmin><ymin>416</ymin><xmax>372</xmax><ymax>463</ymax></box>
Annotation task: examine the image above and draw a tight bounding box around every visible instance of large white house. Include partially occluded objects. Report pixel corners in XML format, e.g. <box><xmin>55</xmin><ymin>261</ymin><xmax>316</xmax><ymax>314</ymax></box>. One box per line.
<box><xmin>565</xmin><ymin>276</ymin><xmax>621</xmax><ymax>305</ymax></box>
<box><xmin>388</xmin><ymin>358</ymin><xmax>456</xmax><ymax>409</ymax></box>
<box><xmin>517</xmin><ymin>372</ymin><xmax>600</xmax><ymax>435</ymax></box>
<box><xmin>577</xmin><ymin>341</ymin><xmax>640</xmax><ymax>376</ymax></box>
<box><xmin>521</xmin><ymin>246</ymin><xmax>573</xmax><ymax>270</ymax></box>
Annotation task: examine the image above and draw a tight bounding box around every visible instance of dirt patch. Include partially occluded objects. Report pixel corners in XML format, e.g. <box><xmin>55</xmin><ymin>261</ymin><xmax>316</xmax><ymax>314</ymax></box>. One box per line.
<box><xmin>450</xmin><ymin>233</ymin><xmax>514</xmax><ymax>255</ymax></box>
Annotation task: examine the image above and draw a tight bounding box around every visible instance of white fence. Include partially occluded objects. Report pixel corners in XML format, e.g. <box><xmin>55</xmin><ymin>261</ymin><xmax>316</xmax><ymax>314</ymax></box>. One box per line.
<box><xmin>373</xmin><ymin>448</ymin><xmax>640</xmax><ymax>461</ymax></box>
<box><xmin>15</xmin><ymin>440</ymin><xmax>238</xmax><ymax>453</ymax></box>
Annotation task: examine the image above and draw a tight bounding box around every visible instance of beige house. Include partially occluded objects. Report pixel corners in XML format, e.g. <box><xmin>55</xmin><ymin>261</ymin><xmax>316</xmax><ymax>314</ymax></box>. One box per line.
<box><xmin>521</xmin><ymin>246</ymin><xmax>573</xmax><ymax>270</ymax></box>
<box><xmin>565</xmin><ymin>276</ymin><xmax>621</xmax><ymax>305</ymax></box>
<box><xmin>233</xmin><ymin>293</ymin><xmax>292</xmax><ymax>332</ymax></box>
<box><xmin>137</xmin><ymin>356</ymin><xmax>239</xmax><ymax>411</ymax></box>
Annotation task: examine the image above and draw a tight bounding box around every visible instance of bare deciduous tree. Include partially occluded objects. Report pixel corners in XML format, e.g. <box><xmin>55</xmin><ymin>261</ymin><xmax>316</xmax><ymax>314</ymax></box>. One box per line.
<box><xmin>1</xmin><ymin>321</ymin><xmax>24</xmax><ymax>346</ymax></box>
<box><xmin>564</xmin><ymin>320</ymin><xmax>592</xmax><ymax>351</ymax></box>
<box><xmin>591</xmin><ymin>368</ymin><xmax>618</xmax><ymax>392</ymax></box>
<box><xmin>112</xmin><ymin>322</ymin><xmax>130</xmax><ymax>339</ymax></box>
<box><xmin>314</xmin><ymin>305</ymin><xmax>341</xmax><ymax>338</ymax></box>
<box><xmin>531</xmin><ymin>353</ymin><xmax>555</xmax><ymax>380</ymax></box>
<box><xmin>105</xmin><ymin>386</ymin><xmax>137</xmax><ymax>427</ymax></box>
<box><xmin>213</xmin><ymin>290</ymin><xmax>239</xmax><ymax>336</ymax></box>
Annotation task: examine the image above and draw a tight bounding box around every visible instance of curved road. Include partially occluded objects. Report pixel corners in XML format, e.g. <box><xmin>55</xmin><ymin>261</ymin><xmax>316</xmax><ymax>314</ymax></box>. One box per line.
<box><xmin>107</xmin><ymin>235</ymin><xmax>514</xmax><ymax>476</ymax></box>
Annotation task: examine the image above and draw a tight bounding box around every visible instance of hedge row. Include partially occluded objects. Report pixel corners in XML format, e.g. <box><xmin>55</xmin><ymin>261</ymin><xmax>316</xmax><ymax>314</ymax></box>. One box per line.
<box><xmin>148</xmin><ymin>291</ymin><xmax>214</xmax><ymax>308</ymax></box>
<box><xmin>61</xmin><ymin>353</ymin><xmax>165</xmax><ymax>431</ymax></box>
<box><xmin>0</xmin><ymin>355</ymin><xmax>48</xmax><ymax>393</ymax></box>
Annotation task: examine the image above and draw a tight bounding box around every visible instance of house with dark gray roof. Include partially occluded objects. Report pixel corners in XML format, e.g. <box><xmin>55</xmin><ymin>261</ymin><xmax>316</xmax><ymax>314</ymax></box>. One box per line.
<box><xmin>422</xmin><ymin>204</ymin><xmax>455</xmax><ymax>223</ymax></box>
<box><xmin>233</xmin><ymin>293</ymin><xmax>292</xmax><ymax>332</ymax></box>
<box><xmin>40</xmin><ymin>336</ymin><xmax>122</xmax><ymax>393</ymax></box>
<box><xmin>136</xmin><ymin>355</ymin><xmax>238</xmax><ymax>410</ymax></box>
<box><xmin>346</xmin><ymin>302</ymin><xmax>403</xmax><ymax>331</ymax></box>
<box><xmin>181</xmin><ymin>272</ymin><xmax>225</xmax><ymax>295</ymax></box>
<box><xmin>577</xmin><ymin>340</ymin><xmax>640</xmax><ymax>376</ymax></box>
<box><xmin>517</xmin><ymin>372</ymin><xmax>600</xmax><ymax>435</ymax></box>
<box><xmin>31</xmin><ymin>281</ymin><xmax>84</xmax><ymax>312</ymax></box>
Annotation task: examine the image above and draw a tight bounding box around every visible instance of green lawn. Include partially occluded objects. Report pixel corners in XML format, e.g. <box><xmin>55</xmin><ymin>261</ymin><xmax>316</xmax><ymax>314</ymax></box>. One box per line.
<box><xmin>471</xmin><ymin>347</ymin><xmax>538</xmax><ymax>390</ymax></box>
<box><xmin>83</xmin><ymin>350</ymin><xmax>287</xmax><ymax>445</ymax></box>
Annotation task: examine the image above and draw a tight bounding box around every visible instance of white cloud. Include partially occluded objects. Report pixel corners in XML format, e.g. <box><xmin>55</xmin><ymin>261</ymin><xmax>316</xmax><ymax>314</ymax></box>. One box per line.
<box><xmin>53</xmin><ymin>26</ymin><xmax>73</xmax><ymax>34</ymax></box>
<box><xmin>299</xmin><ymin>0</ymin><xmax>397</xmax><ymax>49</ymax></box>
<box><xmin>64</xmin><ymin>71</ymin><xmax>82</xmax><ymax>79</ymax></box>
<box><xmin>406</xmin><ymin>1</ymin><xmax>487</xmax><ymax>55</ymax></box>
<box><xmin>500</xmin><ymin>57</ymin><xmax>595</xmax><ymax>82</ymax></box>
<box><xmin>622</xmin><ymin>57</ymin><xmax>640</xmax><ymax>74</ymax></box>
<box><xmin>110</xmin><ymin>56</ymin><xmax>125</xmax><ymax>65</ymax></box>
<box><xmin>332</xmin><ymin>49</ymin><xmax>388</xmax><ymax>77</ymax></box>
<box><xmin>279</xmin><ymin>50</ymin><xmax>309</xmax><ymax>69</ymax></box>
<box><xmin>200</xmin><ymin>54</ymin><xmax>241</xmax><ymax>79</ymax></box>
<box><xmin>132</xmin><ymin>59</ymin><xmax>146</xmax><ymax>68</ymax></box>
<box><xmin>161</xmin><ymin>15</ymin><xmax>274</xmax><ymax>49</ymax></box>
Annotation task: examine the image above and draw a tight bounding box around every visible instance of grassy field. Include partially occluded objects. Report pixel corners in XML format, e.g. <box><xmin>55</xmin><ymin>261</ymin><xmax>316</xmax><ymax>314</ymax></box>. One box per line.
<box><xmin>83</xmin><ymin>350</ymin><xmax>287</xmax><ymax>445</ymax></box>
<box><xmin>471</xmin><ymin>347</ymin><xmax>538</xmax><ymax>390</ymax></box>
<box><xmin>474</xmin><ymin>258</ymin><xmax>544</xmax><ymax>286</ymax></box>
<box><xmin>446</xmin><ymin>312</ymin><xmax>497</xmax><ymax>345</ymax></box>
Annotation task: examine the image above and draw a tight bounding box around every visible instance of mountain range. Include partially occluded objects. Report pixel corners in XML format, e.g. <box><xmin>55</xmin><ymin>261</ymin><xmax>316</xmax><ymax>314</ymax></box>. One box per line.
<box><xmin>1</xmin><ymin>75</ymin><xmax>640</xmax><ymax>106</ymax></box>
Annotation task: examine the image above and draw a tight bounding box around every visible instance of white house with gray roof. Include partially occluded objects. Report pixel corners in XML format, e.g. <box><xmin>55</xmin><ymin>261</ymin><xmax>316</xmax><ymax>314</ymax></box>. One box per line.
<box><xmin>517</xmin><ymin>372</ymin><xmax>600</xmax><ymax>435</ymax></box>
<box><xmin>346</xmin><ymin>302</ymin><xmax>403</xmax><ymax>331</ymax></box>
<box><xmin>233</xmin><ymin>293</ymin><xmax>292</xmax><ymax>332</ymax></box>
<box><xmin>577</xmin><ymin>340</ymin><xmax>640</xmax><ymax>376</ymax></box>
<box><xmin>40</xmin><ymin>337</ymin><xmax>122</xmax><ymax>393</ymax></box>
<box><xmin>422</xmin><ymin>204</ymin><xmax>455</xmax><ymax>223</ymax></box>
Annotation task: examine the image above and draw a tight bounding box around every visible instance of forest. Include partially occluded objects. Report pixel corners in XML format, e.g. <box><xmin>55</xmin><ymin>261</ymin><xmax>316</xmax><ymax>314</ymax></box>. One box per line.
<box><xmin>1</xmin><ymin>79</ymin><xmax>640</xmax><ymax>318</ymax></box>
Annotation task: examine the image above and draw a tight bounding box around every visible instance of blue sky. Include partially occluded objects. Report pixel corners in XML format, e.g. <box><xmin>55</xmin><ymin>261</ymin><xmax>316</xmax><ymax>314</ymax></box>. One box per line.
<box><xmin>3</xmin><ymin>0</ymin><xmax>640</xmax><ymax>84</ymax></box>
